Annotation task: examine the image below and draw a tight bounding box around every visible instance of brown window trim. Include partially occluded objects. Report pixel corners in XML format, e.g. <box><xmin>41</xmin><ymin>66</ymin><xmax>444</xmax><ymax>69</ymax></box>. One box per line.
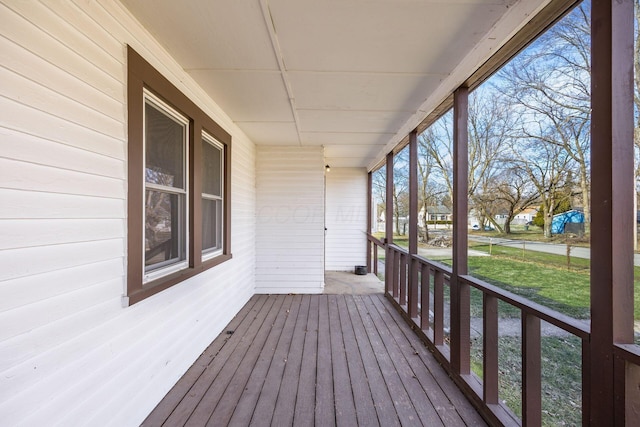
<box><xmin>126</xmin><ymin>46</ymin><xmax>232</xmax><ymax>306</ymax></box>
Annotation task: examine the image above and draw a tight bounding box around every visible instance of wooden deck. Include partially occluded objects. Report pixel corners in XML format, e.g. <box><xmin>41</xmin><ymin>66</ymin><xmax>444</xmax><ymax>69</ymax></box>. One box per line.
<box><xmin>142</xmin><ymin>294</ymin><xmax>486</xmax><ymax>426</ymax></box>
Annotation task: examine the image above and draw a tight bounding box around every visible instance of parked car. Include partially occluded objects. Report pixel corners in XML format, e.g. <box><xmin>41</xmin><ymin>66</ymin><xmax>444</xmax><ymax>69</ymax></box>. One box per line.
<box><xmin>471</xmin><ymin>224</ymin><xmax>480</xmax><ymax>230</ymax></box>
<box><xmin>484</xmin><ymin>225</ymin><xmax>494</xmax><ymax>231</ymax></box>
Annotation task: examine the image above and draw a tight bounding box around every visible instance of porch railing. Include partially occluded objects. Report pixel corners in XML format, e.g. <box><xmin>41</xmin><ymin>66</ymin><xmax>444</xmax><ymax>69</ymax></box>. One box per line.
<box><xmin>365</xmin><ymin>234</ymin><xmax>640</xmax><ymax>426</ymax></box>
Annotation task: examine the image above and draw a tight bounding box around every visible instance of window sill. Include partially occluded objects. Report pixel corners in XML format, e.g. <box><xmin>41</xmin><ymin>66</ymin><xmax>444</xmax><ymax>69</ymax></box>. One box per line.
<box><xmin>125</xmin><ymin>253</ymin><xmax>233</xmax><ymax>306</ymax></box>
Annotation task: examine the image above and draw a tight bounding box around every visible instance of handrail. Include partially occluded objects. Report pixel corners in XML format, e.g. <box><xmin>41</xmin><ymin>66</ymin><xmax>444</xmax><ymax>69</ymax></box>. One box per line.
<box><xmin>459</xmin><ymin>275</ymin><xmax>590</xmax><ymax>339</ymax></box>
<box><xmin>614</xmin><ymin>343</ymin><xmax>640</xmax><ymax>366</ymax></box>
<box><xmin>377</xmin><ymin>236</ymin><xmax>596</xmax><ymax>426</ymax></box>
<box><xmin>366</xmin><ymin>232</ymin><xmax>385</xmax><ymax>247</ymax></box>
<box><xmin>412</xmin><ymin>253</ymin><xmax>452</xmax><ymax>276</ymax></box>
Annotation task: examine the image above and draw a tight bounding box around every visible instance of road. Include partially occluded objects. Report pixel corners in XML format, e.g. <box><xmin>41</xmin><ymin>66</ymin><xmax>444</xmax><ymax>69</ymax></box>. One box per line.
<box><xmin>469</xmin><ymin>235</ymin><xmax>640</xmax><ymax>266</ymax></box>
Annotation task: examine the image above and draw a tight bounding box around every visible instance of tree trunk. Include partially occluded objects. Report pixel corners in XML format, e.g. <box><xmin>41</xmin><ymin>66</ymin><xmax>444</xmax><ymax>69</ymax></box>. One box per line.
<box><xmin>544</xmin><ymin>207</ymin><xmax>553</xmax><ymax>238</ymax></box>
<box><xmin>504</xmin><ymin>214</ymin><xmax>514</xmax><ymax>234</ymax></box>
<box><xmin>579</xmin><ymin>168</ymin><xmax>590</xmax><ymax>234</ymax></box>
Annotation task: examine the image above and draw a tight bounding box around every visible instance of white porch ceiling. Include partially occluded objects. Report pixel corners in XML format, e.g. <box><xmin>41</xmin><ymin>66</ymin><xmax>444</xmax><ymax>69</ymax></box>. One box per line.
<box><xmin>121</xmin><ymin>0</ymin><xmax>547</xmax><ymax>169</ymax></box>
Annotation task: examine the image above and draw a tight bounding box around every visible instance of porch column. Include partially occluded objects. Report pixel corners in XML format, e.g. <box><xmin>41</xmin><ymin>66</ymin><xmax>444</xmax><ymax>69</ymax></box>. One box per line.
<box><xmin>590</xmin><ymin>0</ymin><xmax>634</xmax><ymax>424</ymax></box>
<box><xmin>367</xmin><ymin>171</ymin><xmax>372</xmax><ymax>273</ymax></box>
<box><xmin>385</xmin><ymin>152</ymin><xmax>394</xmax><ymax>295</ymax></box>
<box><xmin>451</xmin><ymin>86</ymin><xmax>470</xmax><ymax>375</ymax></box>
<box><xmin>408</xmin><ymin>130</ymin><xmax>419</xmax><ymax>318</ymax></box>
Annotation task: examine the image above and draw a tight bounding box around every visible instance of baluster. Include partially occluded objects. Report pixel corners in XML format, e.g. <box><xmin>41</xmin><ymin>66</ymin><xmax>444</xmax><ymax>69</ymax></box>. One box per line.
<box><xmin>483</xmin><ymin>294</ymin><xmax>498</xmax><ymax>404</ymax></box>
<box><xmin>392</xmin><ymin>249</ymin><xmax>400</xmax><ymax>299</ymax></box>
<box><xmin>420</xmin><ymin>264</ymin><xmax>430</xmax><ymax>330</ymax></box>
<box><xmin>522</xmin><ymin>311</ymin><xmax>541</xmax><ymax>426</ymax></box>
<box><xmin>434</xmin><ymin>269</ymin><xmax>444</xmax><ymax>346</ymax></box>
<box><xmin>408</xmin><ymin>257</ymin><xmax>419</xmax><ymax>320</ymax></box>
<box><xmin>399</xmin><ymin>253</ymin><xmax>407</xmax><ymax>306</ymax></box>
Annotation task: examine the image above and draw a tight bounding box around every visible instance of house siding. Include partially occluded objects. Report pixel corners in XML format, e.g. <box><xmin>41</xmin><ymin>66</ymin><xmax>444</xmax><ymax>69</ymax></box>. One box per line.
<box><xmin>0</xmin><ymin>1</ymin><xmax>256</xmax><ymax>426</ymax></box>
<box><xmin>255</xmin><ymin>146</ymin><xmax>325</xmax><ymax>293</ymax></box>
<box><xmin>325</xmin><ymin>168</ymin><xmax>367</xmax><ymax>271</ymax></box>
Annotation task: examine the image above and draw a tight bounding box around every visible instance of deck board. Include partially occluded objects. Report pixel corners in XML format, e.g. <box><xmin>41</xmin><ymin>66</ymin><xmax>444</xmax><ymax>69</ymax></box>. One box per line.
<box><xmin>353</xmin><ymin>295</ymin><xmax>421</xmax><ymax>426</ymax></box>
<box><xmin>185</xmin><ymin>295</ymin><xmax>285</xmax><ymax>426</ymax></box>
<box><xmin>335</xmin><ymin>295</ymin><xmax>379</xmax><ymax>427</ymax></box>
<box><xmin>143</xmin><ymin>294</ymin><xmax>487</xmax><ymax>427</ymax></box>
<box><xmin>231</xmin><ymin>295</ymin><xmax>300</xmax><ymax>426</ymax></box>
<box><xmin>142</xmin><ymin>295</ymin><xmax>264</xmax><ymax>427</ymax></box>
<box><xmin>266</xmin><ymin>294</ymin><xmax>309</xmax><ymax>427</ymax></box>
<box><xmin>328</xmin><ymin>295</ymin><xmax>358</xmax><ymax>427</ymax></box>
<box><xmin>315</xmin><ymin>295</ymin><xmax>336</xmax><ymax>426</ymax></box>
<box><xmin>294</xmin><ymin>294</ymin><xmax>319</xmax><ymax>425</ymax></box>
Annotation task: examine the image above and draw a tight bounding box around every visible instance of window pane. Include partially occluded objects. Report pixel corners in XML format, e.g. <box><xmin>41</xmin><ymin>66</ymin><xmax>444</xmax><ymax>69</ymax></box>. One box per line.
<box><xmin>145</xmin><ymin>190</ymin><xmax>185</xmax><ymax>269</ymax></box>
<box><xmin>202</xmin><ymin>198</ymin><xmax>222</xmax><ymax>252</ymax></box>
<box><xmin>202</xmin><ymin>139</ymin><xmax>222</xmax><ymax>196</ymax></box>
<box><xmin>145</xmin><ymin>101</ymin><xmax>185</xmax><ymax>189</ymax></box>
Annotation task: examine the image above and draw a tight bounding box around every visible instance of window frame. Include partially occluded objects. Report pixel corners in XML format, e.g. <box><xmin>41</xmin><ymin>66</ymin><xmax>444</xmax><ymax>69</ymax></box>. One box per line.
<box><xmin>142</xmin><ymin>90</ymin><xmax>190</xmax><ymax>282</ymax></box>
<box><xmin>201</xmin><ymin>132</ymin><xmax>225</xmax><ymax>260</ymax></box>
<box><xmin>126</xmin><ymin>46</ymin><xmax>232</xmax><ymax>305</ymax></box>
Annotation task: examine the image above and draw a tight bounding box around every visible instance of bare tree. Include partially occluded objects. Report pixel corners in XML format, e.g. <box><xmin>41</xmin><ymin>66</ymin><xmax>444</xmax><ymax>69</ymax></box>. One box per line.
<box><xmin>420</xmin><ymin>112</ymin><xmax>455</xmax><ymax>206</ymax></box>
<box><xmin>393</xmin><ymin>148</ymin><xmax>410</xmax><ymax>235</ymax></box>
<box><xmin>371</xmin><ymin>166</ymin><xmax>386</xmax><ymax>233</ymax></box>
<box><xmin>466</xmin><ymin>88</ymin><xmax>516</xmax><ymax>229</ymax></box>
<box><xmin>497</xmin><ymin>3</ymin><xmax>591</xmax><ymax>232</ymax></box>
<box><xmin>510</xmin><ymin>133</ymin><xmax>574</xmax><ymax>237</ymax></box>
<box><xmin>419</xmin><ymin>91</ymin><xmax>511</xmax><ymax>229</ymax></box>
<box><xmin>492</xmin><ymin>167</ymin><xmax>540</xmax><ymax>234</ymax></box>
<box><xmin>418</xmin><ymin>128</ymin><xmax>450</xmax><ymax>241</ymax></box>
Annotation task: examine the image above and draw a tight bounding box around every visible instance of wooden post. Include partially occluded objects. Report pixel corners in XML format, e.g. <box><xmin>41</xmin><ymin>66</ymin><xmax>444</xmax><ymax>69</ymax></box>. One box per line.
<box><xmin>385</xmin><ymin>152</ymin><xmax>394</xmax><ymax>294</ymax></box>
<box><xmin>409</xmin><ymin>130</ymin><xmax>419</xmax><ymax>319</ymax></box>
<box><xmin>451</xmin><ymin>86</ymin><xmax>470</xmax><ymax>375</ymax></box>
<box><xmin>367</xmin><ymin>171</ymin><xmax>372</xmax><ymax>273</ymax></box>
<box><xmin>590</xmin><ymin>0</ymin><xmax>634</xmax><ymax>424</ymax></box>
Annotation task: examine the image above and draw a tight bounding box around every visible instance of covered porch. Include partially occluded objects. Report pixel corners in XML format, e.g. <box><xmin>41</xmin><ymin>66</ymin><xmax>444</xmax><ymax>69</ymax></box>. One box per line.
<box><xmin>1</xmin><ymin>0</ymin><xmax>639</xmax><ymax>425</ymax></box>
<box><xmin>143</xmin><ymin>293</ymin><xmax>485</xmax><ymax>426</ymax></box>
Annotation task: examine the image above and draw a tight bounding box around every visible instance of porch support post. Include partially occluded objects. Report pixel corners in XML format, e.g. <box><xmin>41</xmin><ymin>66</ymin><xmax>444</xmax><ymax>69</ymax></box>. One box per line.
<box><xmin>590</xmin><ymin>0</ymin><xmax>634</xmax><ymax>424</ymax></box>
<box><xmin>385</xmin><ymin>152</ymin><xmax>394</xmax><ymax>295</ymax></box>
<box><xmin>367</xmin><ymin>171</ymin><xmax>372</xmax><ymax>273</ymax></box>
<box><xmin>408</xmin><ymin>130</ymin><xmax>419</xmax><ymax>319</ymax></box>
<box><xmin>451</xmin><ymin>86</ymin><xmax>470</xmax><ymax>375</ymax></box>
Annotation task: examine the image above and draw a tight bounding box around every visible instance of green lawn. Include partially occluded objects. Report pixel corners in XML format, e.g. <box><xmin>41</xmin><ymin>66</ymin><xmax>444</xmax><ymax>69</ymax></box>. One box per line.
<box><xmin>440</xmin><ymin>244</ymin><xmax>640</xmax><ymax>320</ymax></box>
<box><xmin>470</xmin><ymin>335</ymin><xmax>583</xmax><ymax>426</ymax></box>
<box><xmin>375</xmin><ymin>232</ymin><xmax>640</xmax><ymax>320</ymax></box>
<box><xmin>467</xmin><ymin>256</ymin><xmax>591</xmax><ymax>319</ymax></box>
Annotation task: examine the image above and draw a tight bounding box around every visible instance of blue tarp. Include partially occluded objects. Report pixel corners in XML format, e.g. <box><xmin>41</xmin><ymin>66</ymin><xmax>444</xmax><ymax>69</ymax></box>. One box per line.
<box><xmin>551</xmin><ymin>210</ymin><xmax>584</xmax><ymax>234</ymax></box>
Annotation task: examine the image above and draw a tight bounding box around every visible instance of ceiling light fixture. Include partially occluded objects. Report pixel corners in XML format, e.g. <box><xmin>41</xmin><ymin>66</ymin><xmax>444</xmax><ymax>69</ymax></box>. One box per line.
<box><xmin>325</xmin><ymin>164</ymin><xmax>331</xmax><ymax>172</ymax></box>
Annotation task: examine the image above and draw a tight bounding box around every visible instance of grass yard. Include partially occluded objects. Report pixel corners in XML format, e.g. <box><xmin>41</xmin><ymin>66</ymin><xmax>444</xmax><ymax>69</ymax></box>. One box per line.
<box><xmin>442</xmin><ymin>243</ymin><xmax>640</xmax><ymax>320</ymax></box>
<box><xmin>470</xmin><ymin>335</ymin><xmax>583</xmax><ymax>426</ymax></box>
<box><xmin>467</xmin><ymin>256</ymin><xmax>591</xmax><ymax>319</ymax></box>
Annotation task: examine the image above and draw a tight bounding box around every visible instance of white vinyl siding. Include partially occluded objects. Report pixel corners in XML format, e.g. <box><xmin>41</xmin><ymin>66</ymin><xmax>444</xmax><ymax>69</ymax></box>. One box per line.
<box><xmin>255</xmin><ymin>146</ymin><xmax>325</xmax><ymax>293</ymax></box>
<box><xmin>325</xmin><ymin>168</ymin><xmax>367</xmax><ymax>271</ymax></box>
<box><xmin>0</xmin><ymin>1</ymin><xmax>256</xmax><ymax>426</ymax></box>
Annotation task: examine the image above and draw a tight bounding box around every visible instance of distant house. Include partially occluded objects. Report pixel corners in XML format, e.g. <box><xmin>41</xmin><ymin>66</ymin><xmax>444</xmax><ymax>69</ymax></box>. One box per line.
<box><xmin>419</xmin><ymin>206</ymin><xmax>452</xmax><ymax>224</ymax></box>
<box><xmin>512</xmin><ymin>207</ymin><xmax>538</xmax><ymax>225</ymax></box>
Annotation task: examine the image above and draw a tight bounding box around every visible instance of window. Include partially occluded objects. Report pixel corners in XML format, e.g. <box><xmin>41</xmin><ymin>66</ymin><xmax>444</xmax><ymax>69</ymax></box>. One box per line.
<box><xmin>143</xmin><ymin>91</ymin><xmax>189</xmax><ymax>281</ymax></box>
<box><xmin>126</xmin><ymin>46</ymin><xmax>231</xmax><ymax>305</ymax></box>
<box><xmin>201</xmin><ymin>133</ymin><xmax>224</xmax><ymax>258</ymax></box>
